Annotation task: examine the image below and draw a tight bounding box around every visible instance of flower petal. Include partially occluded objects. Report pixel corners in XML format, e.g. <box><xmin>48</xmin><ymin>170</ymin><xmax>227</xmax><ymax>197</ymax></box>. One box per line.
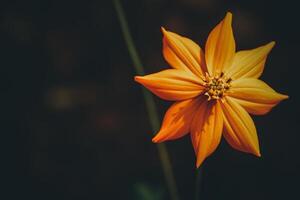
<box><xmin>162</xmin><ymin>27</ymin><xmax>206</xmax><ymax>77</ymax></box>
<box><xmin>225</xmin><ymin>42</ymin><xmax>275</xmax><ymax>79</ymax></box>
<box><xmin>152</xmin><ymin>98</ymin><xmax>203</xmax><ymax>143</ymax></box>
<box><xmin>228</xmin><ymin>78</ymin><xmax>289</xmax><ymax>115</ymax></box>
<box><xmin>221</xmin><ymin>97</ymin><xmax>260</xmax><ymax>156</ymax></box>
<box><xmin>191</xmin><ymin>100</ymin><xmax>223</xmax><ymax>168</ymax></box>
<box><xmin>205</xmin><ymin>12</ymin><xmax>236</xmax><ymax>76</ymax></box>
<box><xmin>135</xmin><ymin>69</ymin><xmax>204</xmax><ymax>101</ymax></box>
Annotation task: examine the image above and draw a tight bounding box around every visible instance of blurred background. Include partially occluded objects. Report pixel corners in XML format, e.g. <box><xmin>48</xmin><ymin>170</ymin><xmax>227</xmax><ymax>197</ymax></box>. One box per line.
<box><xmin>1</xmin><ymin>0</ymin><xmax>299</xmax><ymax>199</ymax></box>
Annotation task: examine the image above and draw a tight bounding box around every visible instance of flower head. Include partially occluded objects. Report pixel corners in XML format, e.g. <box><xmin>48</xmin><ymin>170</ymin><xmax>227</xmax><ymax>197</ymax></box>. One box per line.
<box><xmin>135</xmin><ymin>12</ymin><xmax>288</xmax><ymax>167</ymax></box>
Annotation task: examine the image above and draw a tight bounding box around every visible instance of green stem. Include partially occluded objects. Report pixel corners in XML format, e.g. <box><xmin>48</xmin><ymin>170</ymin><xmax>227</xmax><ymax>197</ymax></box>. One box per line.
<box><xmin>113</xmin><ymin>1</ymin><xmax>180</xmax><ymax>200</ymax></box>
<box><xmin>195</xmin><ymin>166</ymin><xmax>203</xmax><ymax>200</ymax></box>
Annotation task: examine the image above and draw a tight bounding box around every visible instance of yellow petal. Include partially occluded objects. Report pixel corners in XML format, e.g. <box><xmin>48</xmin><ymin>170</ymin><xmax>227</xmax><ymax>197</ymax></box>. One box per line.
<box><xmin>191</xmin><ymin>100</ymin><xmax>223</xmax><ymax>168</ymax></box>
<box><xmin>228</xmin><ymin>78</ymin><xmax>289</xmax><ymax>115</ymax></box>
<box><xmin>221</xmin><ymin>97</ymin><xmax>261</xmax><ymax>156</ymax></box>
<box><xmin>135</xmin><ymin>69</ymin><xmax>204</xmax><ymax>101</ymax></box>
<box><xmin>205</xmin><ymin>12</ymin><xmax>236</xmax><ymax>76</ymax></box>
<box><xmin>162</xmin><ymin>27</ymin><xmax>206</xmax><ymax>77</ymax></box>
<box><xmin>152</xmin><ymin>98</ymin><xmax>202</xmax><ymax>143</ymax></box>
<box><xmin>225</xmin><ymin>42</ymin><xmax>275</xmax><ymax>79</ymax></box>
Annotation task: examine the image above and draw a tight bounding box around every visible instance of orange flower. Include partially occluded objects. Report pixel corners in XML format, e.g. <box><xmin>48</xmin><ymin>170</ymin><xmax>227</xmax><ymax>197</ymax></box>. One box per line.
<box><xmin>135</xmin><ymin>12</ymin><xmax>288</xmax><ymax>168</ymax></box>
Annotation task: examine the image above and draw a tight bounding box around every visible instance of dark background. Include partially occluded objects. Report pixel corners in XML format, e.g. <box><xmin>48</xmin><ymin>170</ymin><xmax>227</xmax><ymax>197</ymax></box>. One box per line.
<box><xmin>2</xmin><ymin>0</ymin><xmax>298</xmax><ymax>199</ymax></box>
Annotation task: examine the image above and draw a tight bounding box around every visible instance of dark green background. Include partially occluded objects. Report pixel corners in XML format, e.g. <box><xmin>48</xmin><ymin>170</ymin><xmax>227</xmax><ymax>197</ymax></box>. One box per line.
<box><xmin>2</xmin><ymin>0</ymin><xmax>298</xmax><ymax>199</ymax></box>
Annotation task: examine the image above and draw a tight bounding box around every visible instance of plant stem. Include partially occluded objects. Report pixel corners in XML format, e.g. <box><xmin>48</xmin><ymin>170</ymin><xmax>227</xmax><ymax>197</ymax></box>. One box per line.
<box><xmin>195</xmin><ymin>166</ymin><xmax>203</xmax><ymax>200</ymax></box>
<box><xmin>113</xmin><ymin>1</ymin><xmax>180</xmax><ymax>200</ymax></box>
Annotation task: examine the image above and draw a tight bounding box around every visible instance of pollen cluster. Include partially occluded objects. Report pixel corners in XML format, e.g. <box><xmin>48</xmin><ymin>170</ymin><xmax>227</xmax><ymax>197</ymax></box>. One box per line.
<box><xmin>202</xmin><ymin>72</ymin><xmax>231</xmax><ymax>101</ymax></box>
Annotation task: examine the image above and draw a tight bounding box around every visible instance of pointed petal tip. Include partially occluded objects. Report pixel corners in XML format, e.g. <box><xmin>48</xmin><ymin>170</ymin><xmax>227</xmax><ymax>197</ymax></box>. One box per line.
<box><xmin>225</xmin><ymin>12</ymin><xmax>233</xmax><ymax>22</ymax></box>
<box><xmin>134</xmin><ymin>75</ymin><xmax>142</xmax><ymax>82</ymax></box>
<box><xmin>161</xmin><ymin>27</ymin><xmax>168</xmax><ymax>35</ymax></box>
<box><xmin>243</xmin><ymin>146</ymin><xmax>261</xmax><ymax>157</ymax></box>
<box><xmin>134</xmin><ymin>75</ymin><xmax>147</xmax><ymax>83</ymax></box>
<box><xmin>226</xmin><ymin>11</ymin><xmax>233</xmax><ymax>17</ymax></box>
<box><xmin>281</xmin><ymin>94</ymin><xmax>289</xmax><ymax>100</ymax></box>
<box><xmin>265</xmin><ymin>41</ymin><xmax>276</xmax><ymax>50</ymax></box>
<box><xmin>152</xmin><ymin>129</ymin><xmax>170</xmax><ymax>143</ymax></box>
<box><xmin>255</xmin><ymin>151</ymin><xmax>261</xmax><ymax>157</ymax></box>
<box><xmin>249</xmin><ymin>141</ymin><xmax>261</xmax><ymax>157</ymax></box>
<box><xmin>161</xmin><ymin>27</ymin><xmax>171</xmax><ymax>39</ymax></box>
<box><xmin>196</xmin><ymin>158</ymin><xmax>204</xmax><ymax>168</ymax></box>
<box><xmin>251</xmin><ymin>146</ymin><xmax>261</xmax><ymax>157</ymax></box>
<box><xmin>276</xmin><ymin>93</ymin><xmax>289</xmax><ymax>101</ymax></box>
<box><xmin>152</xmin><ymin>135</ymin><xmax>161</xmax><ymax>143</ymax></box>
<box><xmin>270</xmin><ymin>41</ymin><xmax>276</xmax><ymax>47</ymax></box>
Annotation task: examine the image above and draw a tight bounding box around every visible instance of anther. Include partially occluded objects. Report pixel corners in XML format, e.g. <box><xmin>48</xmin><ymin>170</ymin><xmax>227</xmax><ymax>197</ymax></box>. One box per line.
<box><xmin>202</xmin><ymin>72</ymin><xmax>231</xmax><ymax>101</ymax></box>
<box><xmin>226</xmin><ymin>78</ymin><xmax>232</xmax><ymax>83</ymax></box>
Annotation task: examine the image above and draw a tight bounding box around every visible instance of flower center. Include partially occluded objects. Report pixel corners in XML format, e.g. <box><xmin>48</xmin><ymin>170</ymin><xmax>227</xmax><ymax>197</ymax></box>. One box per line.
<box><xmin>202</xmin><ymin>72</ymin><xmax>231</xmax><ymax>101</ymax></box>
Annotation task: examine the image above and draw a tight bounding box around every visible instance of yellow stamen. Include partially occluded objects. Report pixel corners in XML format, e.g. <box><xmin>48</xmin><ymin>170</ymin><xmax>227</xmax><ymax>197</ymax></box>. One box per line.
<box><xmin>203</xmin><ymin>72</ymin><xmax>231</xmax><ymax>101</ymax></box>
